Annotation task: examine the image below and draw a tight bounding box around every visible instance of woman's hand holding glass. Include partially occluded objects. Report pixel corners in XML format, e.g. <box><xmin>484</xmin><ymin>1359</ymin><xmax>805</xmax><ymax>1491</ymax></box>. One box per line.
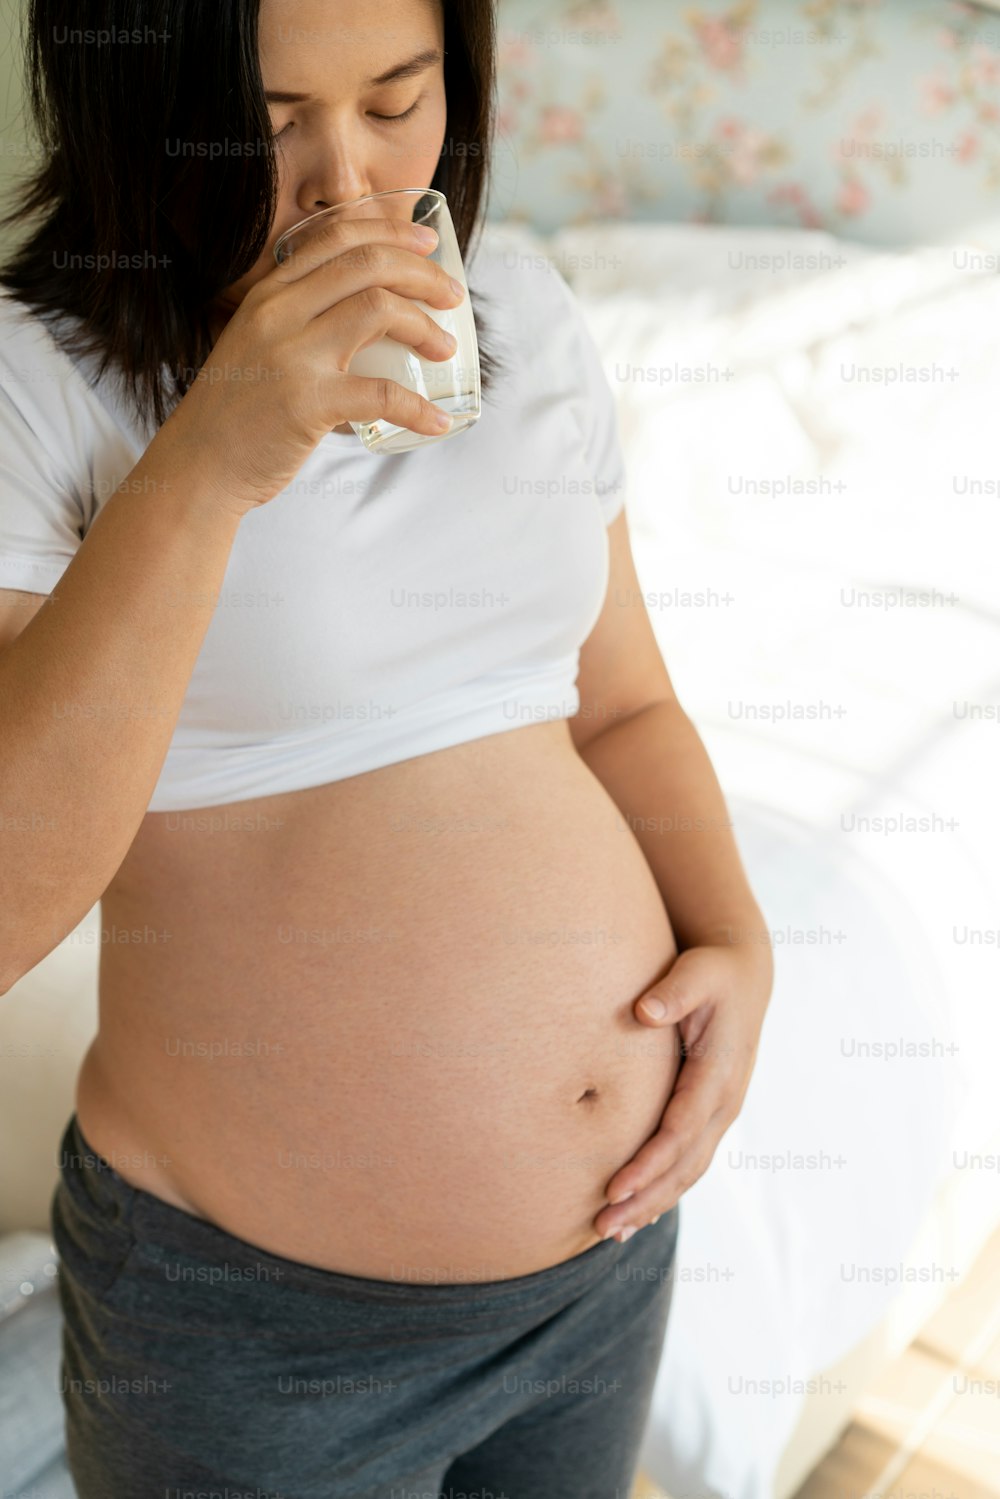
<box><xmin>165</xmin><ymin>217</ymin><xmax>465</xmax><ymax>519</ymax></box>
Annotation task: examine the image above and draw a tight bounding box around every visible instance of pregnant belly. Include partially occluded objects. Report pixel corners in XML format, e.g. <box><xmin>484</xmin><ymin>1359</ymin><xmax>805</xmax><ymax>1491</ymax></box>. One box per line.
<box><xmin>79</xmin><ymin>723</ymin><xmax>682</xmax><ymax>1282</ymax></box>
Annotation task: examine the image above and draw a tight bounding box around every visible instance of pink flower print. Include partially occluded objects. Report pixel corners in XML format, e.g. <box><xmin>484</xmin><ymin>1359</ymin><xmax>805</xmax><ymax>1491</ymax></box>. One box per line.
<box><xmin>496</xmin><ymin>106</ymin><xmax>519</xmax><ymax>138</ymax></box>
<box><xmin>510</xmin><ymin>79</ymin><xmax>532</xmax><ymax>101</ymax></box>
<box><xmin>499</xmin><ymin>35</ymin><xmax>534</xmax><ymax>68</ymax></box>
<box><xmin>836</xmin><ymin>178</ymin><xmax>870</xmax><ymax>218</ymax></box>
<box><xmin>935</xmin><ymin>27</ymin><xmax>958</xmax><ymax>50</ymax></box>
<box><xmin>693</xmin><ymin>17</ymin><xmax>744</xmax><ymax>73</ymax></box>
<box><xmin>853</xmin><ymin>105</ymin><xmax>884</xmax><ymax>139</ymax></box>
<box><xmin>593</xmin><ymin>175</ymin><xmax>628</xmax><ymax>218</ymax></box>
<box><xmin>539</xmin><ymin>105</ymin><xmax>586</xmax><ymax>145</ymax></box>
<box><xmin>980</xmin><ymin>101</ymin><xmax>1000</xmax><ymax>123</ymax></box>
<box><xmin>768</xmin><ymin>183</ymin><xmax>824</xmax><ymax>231</ymax></box>
<box><xmin>714</xmin><ymin>118</ymin><xmax>773</xmax><ymax>187</ymax></box>
<box><xmin>955</xmin><ymin>130</ymin><xmax>979</xmax><ymax>163</ymax></box>
<box><xmin>731</xmin><ymin>127</ymin><xmax>769</xmax><ymax>186</ymax></box>
<box><xmin>920</xmin><ymin>74</ymin><xmax>956</xmax><ymax>116</ymax></box>
<box><xmin>969</xmin><ymin>44</ymin><xmax>1000</xmax><ymax>88</ymax></box>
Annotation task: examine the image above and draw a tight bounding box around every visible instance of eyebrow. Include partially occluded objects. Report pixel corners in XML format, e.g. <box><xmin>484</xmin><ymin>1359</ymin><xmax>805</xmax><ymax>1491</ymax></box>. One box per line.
<box><xmin>264</xmin><ymin>47</ymin><xmax>443</xmax><ymax>103</ymax></box>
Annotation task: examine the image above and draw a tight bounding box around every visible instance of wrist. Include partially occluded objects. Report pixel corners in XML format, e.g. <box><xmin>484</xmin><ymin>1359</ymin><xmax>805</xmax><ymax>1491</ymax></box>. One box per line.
<box><xmin>684</xmin><ymin>915</ymin><xmax>775</xmax><ymax>973</ymax></box>
<box><xmin>149</xmin><ymin>392</ymin><xmax>271</xmax><ymax>521</ymax></box>
<box><xmin>138</xmin><ymin>427</ymin><xmax>253</xmax><ymax>531</ymax></box>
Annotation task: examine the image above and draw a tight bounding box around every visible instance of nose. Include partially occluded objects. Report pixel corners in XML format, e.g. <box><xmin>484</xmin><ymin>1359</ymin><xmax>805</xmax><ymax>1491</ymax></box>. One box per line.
<box><xmin>295</xmin><ymin>127</ymin><xmax>372</xmax><ymax>216</ymax></box>
<box><xmin>298</xmin><ymin>176</ymin><xmax>371</xmax><ymax>215</ymax></box>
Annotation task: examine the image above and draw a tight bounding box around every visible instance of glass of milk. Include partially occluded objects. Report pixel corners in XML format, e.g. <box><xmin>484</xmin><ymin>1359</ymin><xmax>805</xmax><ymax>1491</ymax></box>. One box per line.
<box><xmin>273</xmin><ymin>188</ymin><xmax>481</xmax><ymax>455</ymax></box>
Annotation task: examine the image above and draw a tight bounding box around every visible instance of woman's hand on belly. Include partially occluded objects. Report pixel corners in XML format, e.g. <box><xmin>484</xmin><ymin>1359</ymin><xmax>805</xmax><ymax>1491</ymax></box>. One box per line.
<box><xmin>593</xmin><ymin>939</ymin><xmax>774</xmax><ymax>1243</ymax></box>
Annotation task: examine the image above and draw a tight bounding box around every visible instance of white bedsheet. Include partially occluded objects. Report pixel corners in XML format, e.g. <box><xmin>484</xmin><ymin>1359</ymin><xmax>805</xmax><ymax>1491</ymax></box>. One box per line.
<box><xmin>483</xmin><ymin>218</ymin><xmax>1000</xmax><ymax>1498</ymax></box>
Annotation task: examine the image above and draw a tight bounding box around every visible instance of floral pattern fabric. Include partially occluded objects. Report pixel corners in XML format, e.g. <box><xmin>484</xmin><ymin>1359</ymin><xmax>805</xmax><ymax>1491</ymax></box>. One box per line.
<box><xmin>489</xmin><ymin>0</ymin><xmax>1000</xmax><ymax>244</ymax></box>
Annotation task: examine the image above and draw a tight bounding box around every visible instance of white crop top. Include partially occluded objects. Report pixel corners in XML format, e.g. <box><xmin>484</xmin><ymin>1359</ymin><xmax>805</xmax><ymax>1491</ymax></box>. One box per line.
<box><xmin>0</xmin><ymin>234</ymin><xmax>626</xmax><ymax>812</ymax></box>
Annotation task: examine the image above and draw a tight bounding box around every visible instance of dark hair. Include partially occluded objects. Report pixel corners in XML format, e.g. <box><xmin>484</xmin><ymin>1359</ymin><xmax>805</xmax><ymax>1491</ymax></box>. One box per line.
<box><xmin>0</xmin><ymin>0</ymin><xmax>504</xmax><ymax>432</ymax></box>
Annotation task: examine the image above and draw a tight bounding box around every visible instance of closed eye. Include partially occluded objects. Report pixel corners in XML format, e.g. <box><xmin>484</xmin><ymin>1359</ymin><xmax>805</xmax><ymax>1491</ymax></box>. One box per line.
<box><xmin>271</xmin><ymin>96</ymin><xmax>423</xmax><ymax>143</ymax></box>
<box><xmin>370</xmin><ymin>98</ymin><xmax>423</xmax><ymax>125</ymax></box>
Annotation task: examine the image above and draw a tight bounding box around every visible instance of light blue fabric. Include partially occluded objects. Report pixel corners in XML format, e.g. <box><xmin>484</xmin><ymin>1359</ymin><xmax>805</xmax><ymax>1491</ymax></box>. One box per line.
<box><xmin>489</xmin><ymin>0</ymin><xmax>1000</xmax><ymax>245</ymax></box>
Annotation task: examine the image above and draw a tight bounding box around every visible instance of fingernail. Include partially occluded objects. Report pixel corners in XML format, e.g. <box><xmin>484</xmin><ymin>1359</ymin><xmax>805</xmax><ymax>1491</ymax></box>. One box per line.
<box><xmin>639</xmin><ymin>996</ymin><xmax>666</xmax><ymax>1019</ymax></box>
<box><xmin>651</xmin><ymin>1214</ymin><xmax>661</xmax><ymax>1224</ymax></box>
<box><xmin>608</xmin><ymin>1189</ymin><xmax>634</xmax><ymax>1205</ymax></box>
<box><xmin>616</xmin><ymin>1226</ymin><xmax>638</xmax><ymax>1244</ymax></box>
<box><xmin>448</xmin><ymin>276</ymin><xmax>465</xmax><ymax>297</ymax></box>
<box><xmin>413</xmin><ymin>225</ymin><xmax>438</xmax><ymax>244</ymax></box>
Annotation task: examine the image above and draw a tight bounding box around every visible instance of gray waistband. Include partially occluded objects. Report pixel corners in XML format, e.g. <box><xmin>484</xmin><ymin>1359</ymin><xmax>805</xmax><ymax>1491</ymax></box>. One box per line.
<box><xmin>59</xmin><ymin>1111</ymin><xmax>642</xmax><ymax>1311</ymax></box>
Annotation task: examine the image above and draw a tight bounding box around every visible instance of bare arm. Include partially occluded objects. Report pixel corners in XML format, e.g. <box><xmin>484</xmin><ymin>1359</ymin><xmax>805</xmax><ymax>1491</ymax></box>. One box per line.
<box><xmin>0</xmin><ymin>434</ymin><xmax>243</xmax><ymax>993</ymax></box>
<box><xmin>0</xmin><ymin>215</ymin><xmax>466</xmax><ymax>993</ymax></box>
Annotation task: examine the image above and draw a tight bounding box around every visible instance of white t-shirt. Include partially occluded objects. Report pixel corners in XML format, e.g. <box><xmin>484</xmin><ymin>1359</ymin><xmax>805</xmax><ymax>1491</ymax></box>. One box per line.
<box><xmin>0</xmin><ymin>234</ymin><xmax>626</xmax><ymax>811</ymax></box>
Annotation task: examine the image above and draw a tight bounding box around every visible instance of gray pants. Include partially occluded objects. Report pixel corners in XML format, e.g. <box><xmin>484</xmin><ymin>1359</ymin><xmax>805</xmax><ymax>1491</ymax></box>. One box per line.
<box><xmin>52</xmin><ymin>1112</ymin><xmax>679</xmax><ymax>1499</ymax></box>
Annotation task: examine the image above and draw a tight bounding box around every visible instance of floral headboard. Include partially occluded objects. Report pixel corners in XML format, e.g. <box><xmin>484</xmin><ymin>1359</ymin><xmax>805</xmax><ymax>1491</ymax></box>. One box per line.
<box><xmin>488</xmin><ymin>0</ymin><xmax>1000</xmax><ymax>244</ymax></box>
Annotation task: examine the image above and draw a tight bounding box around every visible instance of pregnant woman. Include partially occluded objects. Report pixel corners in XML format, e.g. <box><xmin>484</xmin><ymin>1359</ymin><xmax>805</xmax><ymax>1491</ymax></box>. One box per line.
<box><xmin>0</xmin><ymin>1</ymin><xmax>773</xmax><ymax>1495</ymax></box>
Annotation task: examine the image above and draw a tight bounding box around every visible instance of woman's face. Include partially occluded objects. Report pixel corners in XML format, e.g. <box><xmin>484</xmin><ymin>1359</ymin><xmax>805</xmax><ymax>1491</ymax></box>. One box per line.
<box><xmin>215</xmin><ymin>0</ymin><xmax>447</xmax><ymax>311</ymax></box>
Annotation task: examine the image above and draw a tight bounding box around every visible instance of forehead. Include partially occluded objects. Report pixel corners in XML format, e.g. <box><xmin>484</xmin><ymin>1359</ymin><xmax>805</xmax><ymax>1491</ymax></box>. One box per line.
<box><xmin>257</xmin><ymin>0</ymin><xmax>444</xmax><ymax>76</ymax></box>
